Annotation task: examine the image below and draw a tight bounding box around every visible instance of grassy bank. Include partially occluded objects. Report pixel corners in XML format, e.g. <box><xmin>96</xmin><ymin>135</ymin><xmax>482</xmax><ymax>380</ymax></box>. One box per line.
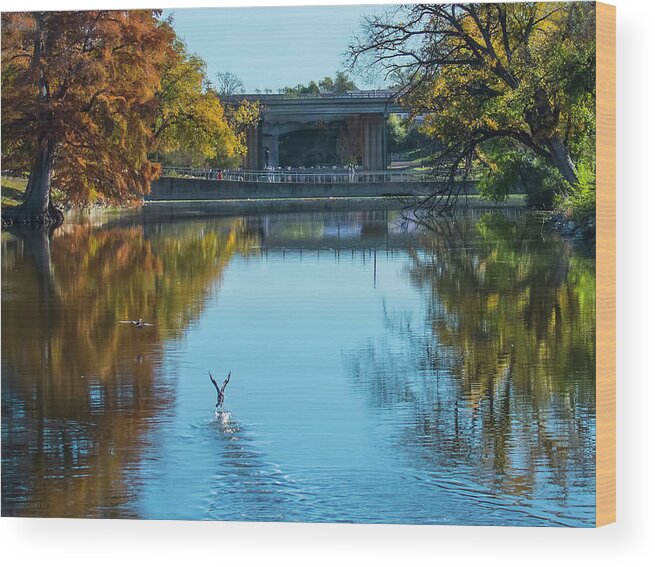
<box><xmin>1</xmin><ymin>176</ymin><xmax>27</xmax><ymax>207</ymax></box>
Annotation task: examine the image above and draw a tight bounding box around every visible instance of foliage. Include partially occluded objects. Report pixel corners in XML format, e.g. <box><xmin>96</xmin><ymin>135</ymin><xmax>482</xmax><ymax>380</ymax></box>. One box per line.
<box><xmin>330</xmin><ymin>71</ymin><xmax>357</xmax><ymax>93</ymax></box>
<box><xmin>1</xmin><ymin>11</ymin><xmax>175</xmax><ymax>210</ymax></box>
<box><xmin>386</xmin><ymin>114</ymin><xmax>408</xmax><ymax>152</ymax></box>
<box><xmin>555</xmin><ymin>161</ymin><xmax>596</xmax><ymax>222</ymax></box>
<box><xmin>154</xmin><ymin>39</ymin><xmax>243</xmax><ymax>168</ymax></box>
<box><xmin>216</xmin><ymin>97</ymin><xmax>261</xmax><ymax>168</ymax></box>
<box><xmin>1</xmin><ymin>176</ymin><xmax>28</xmax><ymax>207</ymax></box>
<box><xmin>1</xmin><ymin>12</ymin><xmax>255</xmax><ymax>221</ymax></box>
<box><xmin>386</xmin><ymin>114</ymin><xmax>434</xmax><ymax>156</ymax></box>
<box><xmin>280</xmin><ymin>72</ymin><xmax>358</xmax><ymax>95</ymax></box>
<box><xmin>281</xmin><ymin>80</ymin><xmax>320</xmax><ymax>95</ymax></box>
<box><xmin>476</xmin><ymin>139</ymin><xmax>564</xmax><ymax>209</ymax></box>
<box><xmin>350</xmin><ymin>2</ymin><xmax>597</xmax><ymax>211</ymax></box>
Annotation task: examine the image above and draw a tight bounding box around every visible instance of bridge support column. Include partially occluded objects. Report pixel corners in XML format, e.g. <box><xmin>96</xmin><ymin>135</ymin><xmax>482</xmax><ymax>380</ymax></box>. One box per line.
<box><xmin>271</xmin><ymin>136</ymin><xmax>279</xmax><ymax>168</ymax></box>
<box><xmin>244</xmin><ymin>122</ymin><xmax>263</xmax><ymax>169</ymax></box>
<box><xmin>362</xmin><ymin>113</ymin><xmax>386</xmax><ymax>171</ymax></box>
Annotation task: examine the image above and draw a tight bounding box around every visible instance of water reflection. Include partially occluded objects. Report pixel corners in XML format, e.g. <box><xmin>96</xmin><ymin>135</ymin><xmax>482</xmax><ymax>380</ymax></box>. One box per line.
<box><xmin>347</xmin><ymin>213</ymin><xmax>595</xmax><ymax>524</ymax></box>
<box><xmin>1</xmin><ymin>220</ymin><xmax>254</xmax><ymax>517</ymax></box>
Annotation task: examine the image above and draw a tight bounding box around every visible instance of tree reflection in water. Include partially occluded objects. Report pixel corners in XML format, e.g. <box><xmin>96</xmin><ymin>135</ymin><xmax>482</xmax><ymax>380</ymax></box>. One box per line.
<box><xmin>348</xmin><ymin>212</ymin><xmax>595</xmax><ymax>513</ymax></box>
<box><xmin>1</xmin><ymin>219</ymin><xmax>258</xmax><ymax>517</ymax></box>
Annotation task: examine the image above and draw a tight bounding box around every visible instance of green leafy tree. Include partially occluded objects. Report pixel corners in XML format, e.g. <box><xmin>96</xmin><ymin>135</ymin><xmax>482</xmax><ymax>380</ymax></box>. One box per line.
<box><xmin>318</xmin><ymin>76</ymin><xmax>334</xmax><ymax>91</ymax></box>
<box><xmin>216</xmin><ymin>97</ymin><xmax>261</xmax><ymax>169</ymax></box>
<box><xmin>332</xmin><ymin>71</ymin><xmax>357</xmax><ymax>93</ymax></box>
<box><xmin>281</xmin><ymin>73</ymin><xmax>358</xmax><ymax>95</ymax></box>
<box><xmin>350</xmin><ymin>2</ymin><xmax>596</xmax><ymax>210</ymax></box>
<box><xmin>386</xmin><ymin>114</ymin><xmax>408</xmax><ymax>152</ymax></box>
<box><xmin>154</xmin><ymin>39</ymin><xmax>243</xmax><ymax>167</ymax></box>
<box><xmin>302</xmin><ymin>81</ymin><xmax>320</xmax><ymax>94</ymax></box>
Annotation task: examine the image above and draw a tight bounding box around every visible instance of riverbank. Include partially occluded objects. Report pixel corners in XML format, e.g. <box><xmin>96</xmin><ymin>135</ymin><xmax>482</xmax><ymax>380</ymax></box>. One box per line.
<box><xmin>2</xmin><ymin>172</ymin><xmax>527</xmax><ymax>224</ymax></box>
<box><xmin>1</xmin><ymin>176</ymin><xmax>28</xmax><ymax>208</ymax></box>
<box><xmin>548</xmin><ymin>211</ymin><xmax>596</xmax><ymax>242</ymax></box>
<box><xmin>138</xmin><ymin>194</ymin><xmax>526</xmax><ymax>218</ymax></box>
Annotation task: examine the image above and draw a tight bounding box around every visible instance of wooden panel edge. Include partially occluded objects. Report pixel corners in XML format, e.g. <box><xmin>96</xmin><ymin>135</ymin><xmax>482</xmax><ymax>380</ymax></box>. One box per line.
<box><xmin>595</xmin><ymin>1</ymin><xmax>616</xmax><ymax>528</ymax></box>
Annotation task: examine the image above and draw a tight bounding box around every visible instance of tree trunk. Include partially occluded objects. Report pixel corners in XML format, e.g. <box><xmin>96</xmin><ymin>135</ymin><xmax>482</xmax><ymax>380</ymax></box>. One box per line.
<box><xmin>524</xmin><ymin>89</ymin><xmax>579</xmax><ymax>190</ymax></box>
<box><xmin>2</xmin><ymin>136</ymin><xmax>63</xmax><ymax>228</ymax></box>
<box><xmin>546</xmin><ymin>136</ymin><xmax>579</xmax><ymax>189</ymax></box>
<box><xmin>10</xmin><ymin>225</ymin><xmax>60</xmax><ymax>303</ymax></box>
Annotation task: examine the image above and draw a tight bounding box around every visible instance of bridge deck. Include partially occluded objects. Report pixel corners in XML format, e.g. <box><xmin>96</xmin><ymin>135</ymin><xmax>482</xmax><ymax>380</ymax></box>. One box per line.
<box><xmin>224</xmin><ymin>90</ymin><xmax>405</xmax><ymax>115</ymax></box>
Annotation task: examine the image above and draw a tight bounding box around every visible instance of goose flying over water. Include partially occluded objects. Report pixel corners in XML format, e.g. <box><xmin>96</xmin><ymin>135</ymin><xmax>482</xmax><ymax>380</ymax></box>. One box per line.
<box><xmin>119</xmin><ymin>318</ymin><xmax>155</xmax><ymax>328</ymax></box>
<box><xmin>209</xmin><ymin>371</ymin><xmax>231</xmax><ymax>408</ymax></box>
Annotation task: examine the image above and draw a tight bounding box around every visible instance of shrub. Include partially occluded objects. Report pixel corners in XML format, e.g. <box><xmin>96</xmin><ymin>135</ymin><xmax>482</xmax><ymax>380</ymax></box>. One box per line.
<box><xmin>555</xmin><ymin>162</ymin><xmax>596</xmax><ymax>223</ymax></box>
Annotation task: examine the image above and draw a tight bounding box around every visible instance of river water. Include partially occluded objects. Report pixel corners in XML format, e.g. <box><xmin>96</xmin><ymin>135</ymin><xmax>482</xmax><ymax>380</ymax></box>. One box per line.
<box><xmin>1</xmin><ymin>207</ymin><xmax>596</xmax><ymax>526</ymax></box>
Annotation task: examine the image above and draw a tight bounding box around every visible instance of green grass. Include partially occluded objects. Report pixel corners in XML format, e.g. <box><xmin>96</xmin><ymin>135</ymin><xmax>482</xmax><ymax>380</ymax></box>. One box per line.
<box><xmin>1</xmin><ymin>176</ymin><xmax>67</xmax><ymax>209</ymax></box>
<box><xmin>1</xmin><ymin>176</ymin><xmax>27</xmax><ymax>207</ymax></box>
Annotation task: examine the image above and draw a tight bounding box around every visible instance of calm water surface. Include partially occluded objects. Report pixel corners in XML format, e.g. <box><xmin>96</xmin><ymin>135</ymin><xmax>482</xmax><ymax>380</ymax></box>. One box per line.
<box><xmin>1</xmin><ymin>208</ymin><xmax>596</xmax><ymax>526</ymax></box>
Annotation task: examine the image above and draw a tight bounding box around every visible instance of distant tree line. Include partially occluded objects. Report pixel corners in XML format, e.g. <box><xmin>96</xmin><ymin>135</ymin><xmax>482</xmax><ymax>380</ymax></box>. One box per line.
<box><xmin>274</xmin><ymin>72</ymin><xmax>358</xmax><ymax>95</ymax></box>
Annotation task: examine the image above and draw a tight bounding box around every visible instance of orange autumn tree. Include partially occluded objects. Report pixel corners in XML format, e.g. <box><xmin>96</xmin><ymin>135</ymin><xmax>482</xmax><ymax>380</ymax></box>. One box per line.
<box><xmin>1</xmin><ymin>11</ymin><xmax>174</xmax><ymax>226</ymax></box>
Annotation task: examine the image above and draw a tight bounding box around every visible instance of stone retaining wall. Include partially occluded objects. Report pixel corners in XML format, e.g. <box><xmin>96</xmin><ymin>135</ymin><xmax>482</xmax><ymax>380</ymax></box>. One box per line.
<box><xmin>147</xmin><ymin>177</ymin><xmax>478</xmax><ymax>201</ymax></box>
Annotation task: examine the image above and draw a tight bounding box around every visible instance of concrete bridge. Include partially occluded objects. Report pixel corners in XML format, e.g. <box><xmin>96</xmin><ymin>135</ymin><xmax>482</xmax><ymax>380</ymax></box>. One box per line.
<box><xmin>225</xmin><ymin>90</ymin><xmax>404</xmax><ymax>171</ymax></box>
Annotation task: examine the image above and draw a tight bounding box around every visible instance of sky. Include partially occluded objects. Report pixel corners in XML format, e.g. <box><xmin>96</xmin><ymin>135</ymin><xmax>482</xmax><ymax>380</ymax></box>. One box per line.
<box><xmin>164</xmin><ymin>5</ymin><xmax>389</xmax><ymax>93</ymax></box>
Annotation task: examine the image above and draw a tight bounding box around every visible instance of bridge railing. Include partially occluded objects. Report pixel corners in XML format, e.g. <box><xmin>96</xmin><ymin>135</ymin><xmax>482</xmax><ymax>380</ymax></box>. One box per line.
<box><xmin>222</xmin><ymin>170</ymin><xmax>422</xmax><ymax>184</ymax></box>
<box><xmin>161</xmin><ymin>166</ymin><xmax>424</xmax><ymax>184</ymax></box>
<box><xmin>222</xmin><ymin>89</ymin><xmax>399</xmax><ymax>103</ymax></box>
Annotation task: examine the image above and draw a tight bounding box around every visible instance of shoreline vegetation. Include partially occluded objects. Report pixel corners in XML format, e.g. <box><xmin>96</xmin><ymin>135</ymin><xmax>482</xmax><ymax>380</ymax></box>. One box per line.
<box><xmin>1</xmin><ymin>5</ymin><xmax>596</xmax><ymax>238</ymax></box>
